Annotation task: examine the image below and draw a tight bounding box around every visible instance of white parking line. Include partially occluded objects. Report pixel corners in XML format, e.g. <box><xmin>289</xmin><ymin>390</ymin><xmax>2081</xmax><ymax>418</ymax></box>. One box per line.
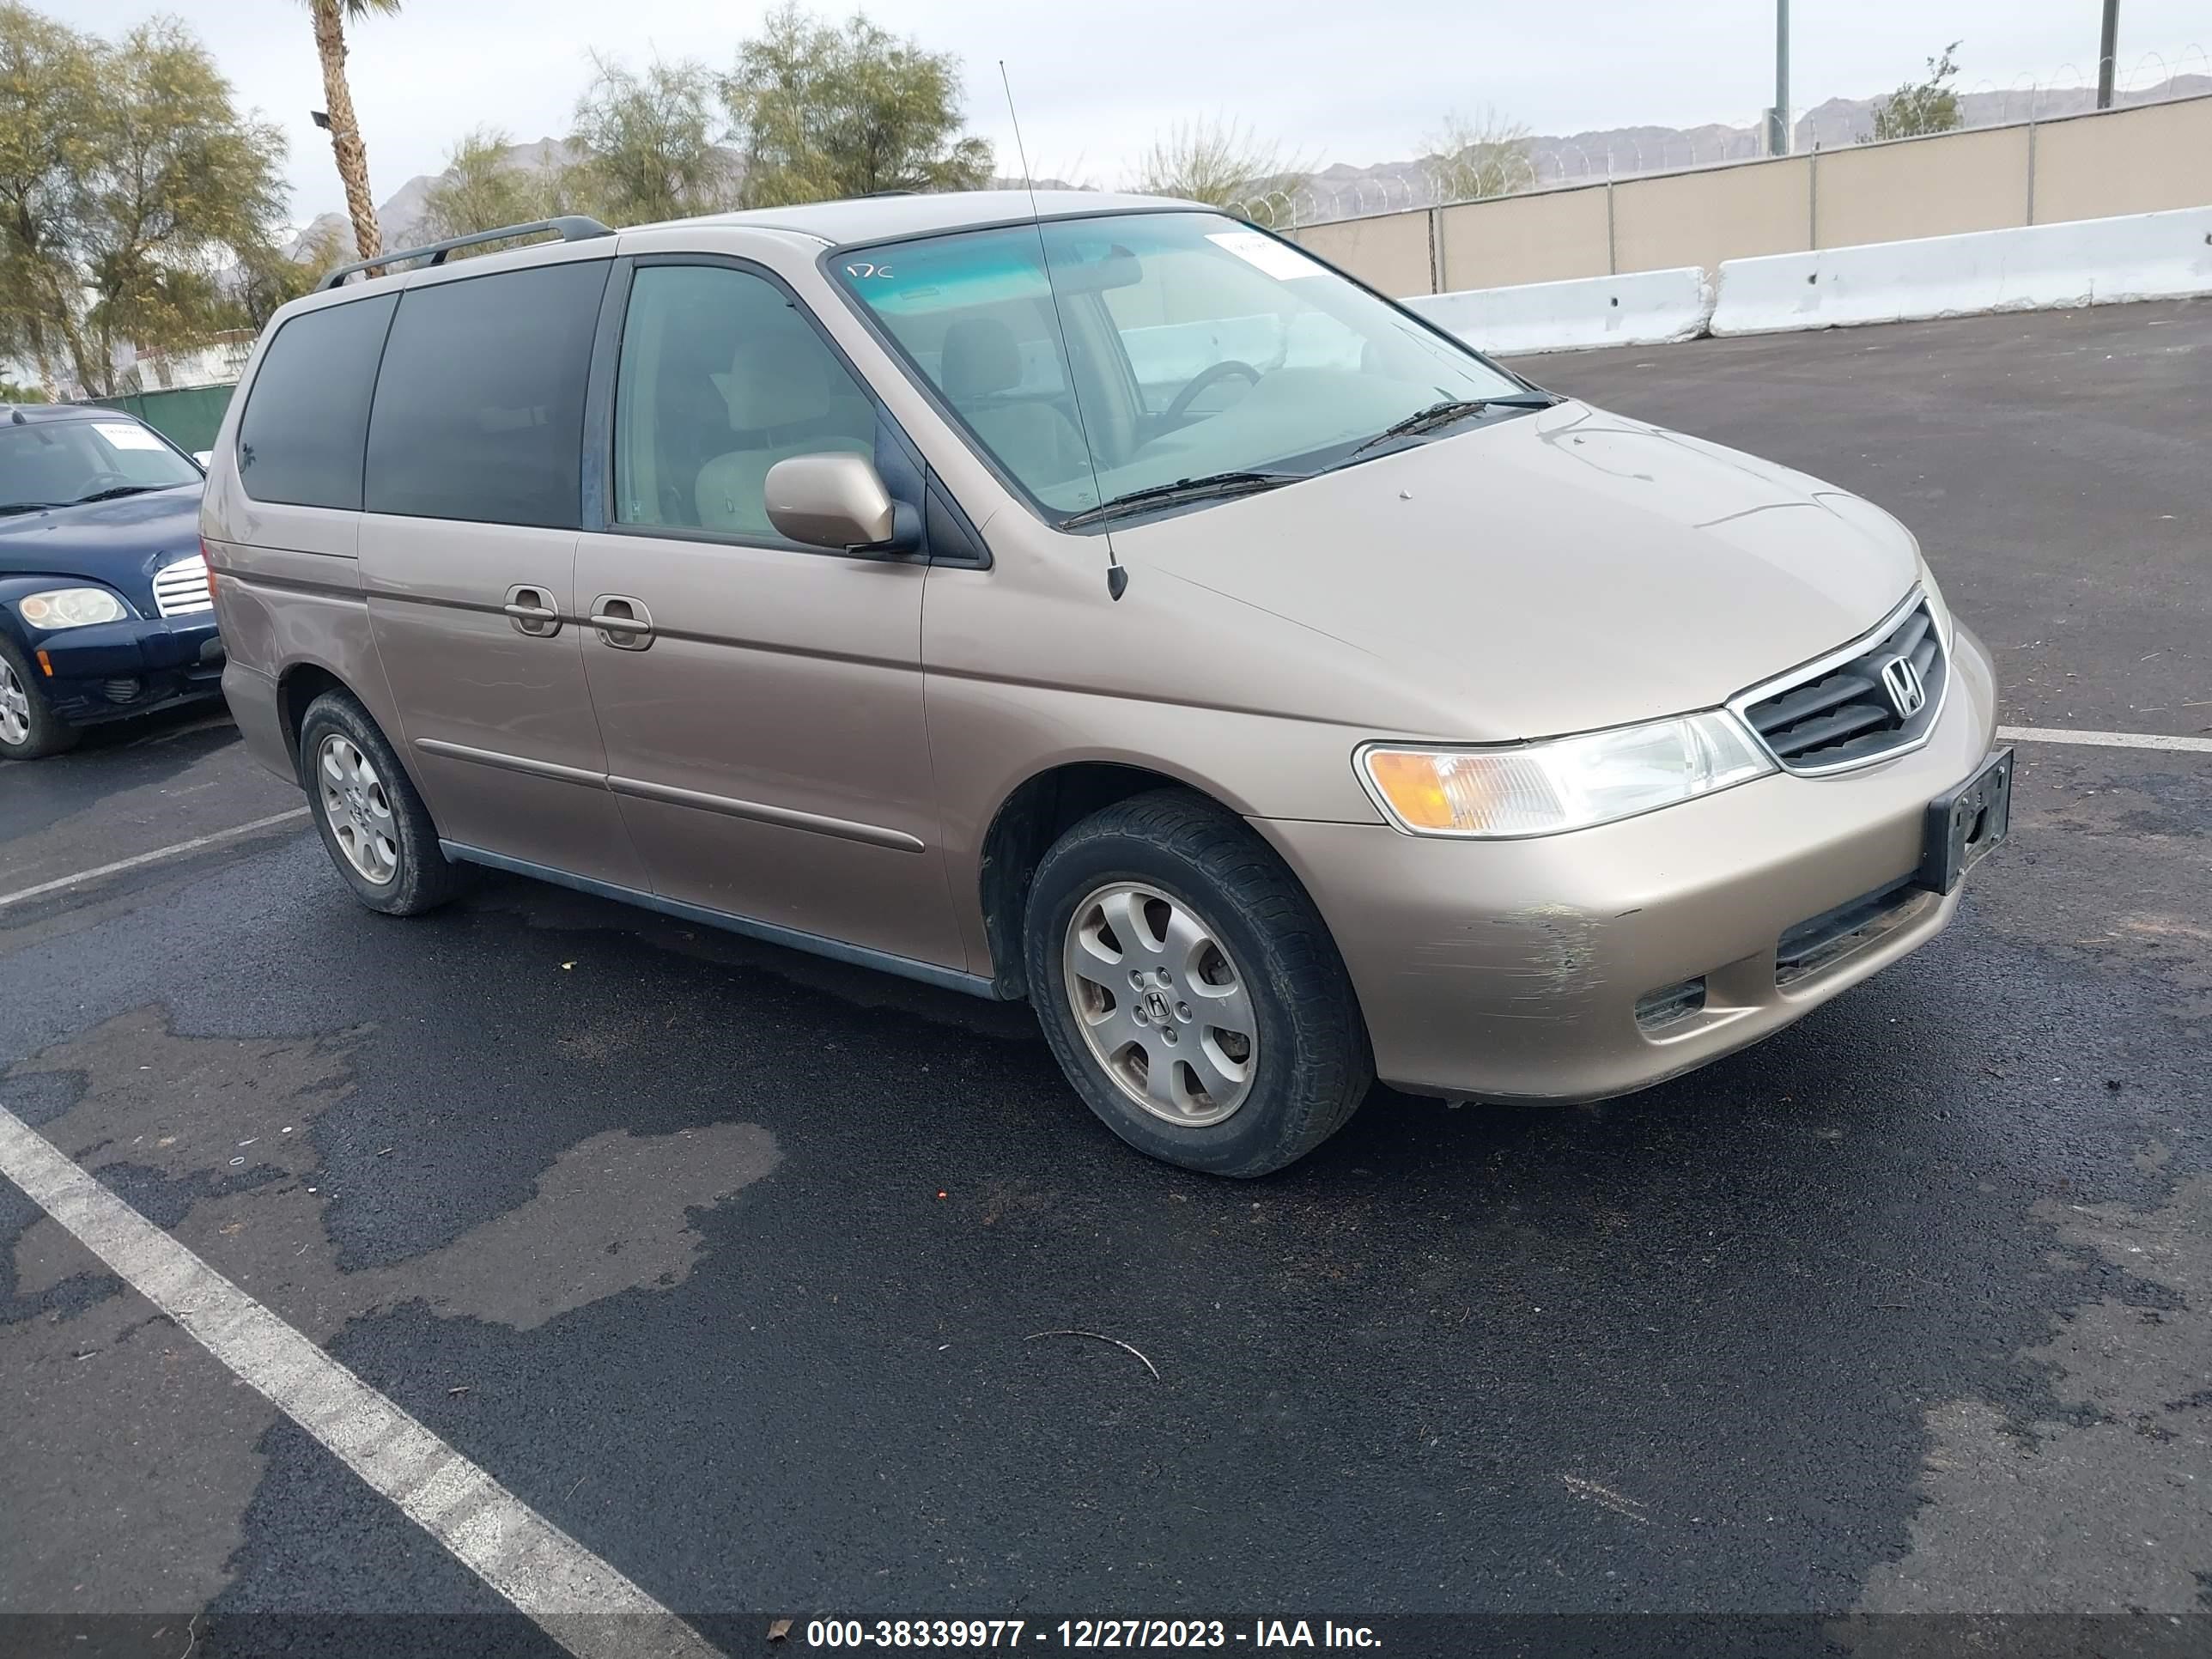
<box><xmin>1998</xmin><ymin>726</ymin><xmax>2212</xmax><ymax>754</ymax></box>
<box><xmin>0</xmin><ymin>807</ymin><xmax>309</xmax><ymax>912</ymax></box>
<box><xmin>0</xmin><ymin>1105</ymin><xmax>721</xmax><ymax>1659</ymax></box>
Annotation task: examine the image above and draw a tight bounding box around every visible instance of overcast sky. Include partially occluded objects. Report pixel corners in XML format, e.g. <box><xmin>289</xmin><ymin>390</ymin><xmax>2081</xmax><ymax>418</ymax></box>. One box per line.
<box><xmin>51</xmin><ymin>0</ymin><xmax>2212</xmax><ymax>228</ymax></box>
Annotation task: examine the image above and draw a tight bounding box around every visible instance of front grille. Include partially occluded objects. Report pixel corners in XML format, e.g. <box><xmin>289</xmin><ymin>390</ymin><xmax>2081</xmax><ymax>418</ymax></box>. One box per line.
<box><xmin>1738</xmin><ymin>594</ymin><xmax>1946</xmax><ymax>773</ymax></box>
<box><xmin>153</xmin><ymin>553</ymin><xmax>214</xmax><ymax>618</ymax></box>
<box><xmin>1775</xmin><ymin>878</ymin><xmax>1935</xmax><ymax>986</ymax></box>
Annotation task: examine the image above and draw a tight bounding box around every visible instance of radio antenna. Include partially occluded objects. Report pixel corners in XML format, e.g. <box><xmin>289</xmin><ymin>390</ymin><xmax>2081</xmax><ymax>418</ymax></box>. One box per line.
<box><xmin>999</xmin><ymin>59</ymin><xmax>1126</xmax><ymax>599</ymax></box>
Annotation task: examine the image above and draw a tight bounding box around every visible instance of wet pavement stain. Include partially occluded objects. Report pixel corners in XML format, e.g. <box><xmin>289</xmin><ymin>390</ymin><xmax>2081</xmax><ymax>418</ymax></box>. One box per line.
<box><xmin>1</xmin><ymin>1003</ymin><xmax>781</xmax><ymax>1614</ymax></box>
<box><xmin>1860</xmin><ymin>1170</ymin><xmax>2212</xmax><ymax>1615</ymax></box>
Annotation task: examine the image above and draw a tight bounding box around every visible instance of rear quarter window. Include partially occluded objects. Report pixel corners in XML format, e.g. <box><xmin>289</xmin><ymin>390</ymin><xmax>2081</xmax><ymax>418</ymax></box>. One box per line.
<box><xmin>235</xmin><ymin>294</ymin><xmax>398</xmax><ymax>510</ymax></box>
<box><xmin>363</xmin><ymin>260</ymin><xmax>609</xmax><ymax>528</ymax></box>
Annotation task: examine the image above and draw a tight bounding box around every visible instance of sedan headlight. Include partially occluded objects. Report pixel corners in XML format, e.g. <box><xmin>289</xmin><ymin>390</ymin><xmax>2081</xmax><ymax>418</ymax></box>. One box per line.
<box><xmin>1360</xmin><ymin>712</ymin><xmax>1775</xmax><ymax>838</ymax></box>
<box><xmin>17</xmin><ymin>586</ymin><xmax>129</xmax><ymax>629</ymax></box>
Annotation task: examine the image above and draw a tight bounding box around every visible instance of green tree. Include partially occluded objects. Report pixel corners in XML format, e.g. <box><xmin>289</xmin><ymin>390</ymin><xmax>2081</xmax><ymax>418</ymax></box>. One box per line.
<box><xmin>78</xmin><ymin>17</ymin><xmax>290</xmax><ymax>391</ymax></box>
<box><xmin>1867</xmin><ymin>41</ymin><xmax>1965</xmax><ymax>142</ymax></box>
<box><xmin>300</xmin><ymin>0</ymin><xmax>398</xmax><ymax>262</ymax></box>
<box><xmin>1425</xmin><ymin>108</ymin><xmax>1536</xmax><ymax>204</ymax></box>
<box><xmin>416</xmin><ymin>127</ymin><xmax>574</xmax><ymax>251</ymax></box>
<box><xmin>724</xmin><ymin>4</ymin><xmax>991</xmax><ymax>207</ymax></box>
<box><xmin>1126</xmin><ymin>115</ymin><xmax>1297</xmax><ymax>219</ymax></box>
<box><xmin>0</xmin><ymin>379</ymin><xmax>50</xmax><ymax>401</ymax></box>
<box><xmin>567</xmin><ymin>52</ymin><xmax>732</xmax><ymax>226</ymax></box>
<box><xmin>0</xmin><ymin>7</ymin><xmax>290</xmax><ymax>396</ymax></box>
<box><xmin>234</xmin><ymin>222</ymin><xmax>343</xmax><ymax>329</ymax></box>
<box><xmin>0</xmin><ymin>2</ymin><xmax>99</xmax><ymax>396</ymax></box>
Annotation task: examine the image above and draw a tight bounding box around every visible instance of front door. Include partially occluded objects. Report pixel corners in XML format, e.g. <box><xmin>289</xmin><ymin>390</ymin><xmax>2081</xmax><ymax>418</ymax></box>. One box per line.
<box><xmin>573</xmin><ymin>258</ymin><xmax>959</xmax><ymax>970</ymax></box>
<box><xmin>357</xmin><ymin>255</ymin><xmax>647</xmax><ymax>890</ymax></box>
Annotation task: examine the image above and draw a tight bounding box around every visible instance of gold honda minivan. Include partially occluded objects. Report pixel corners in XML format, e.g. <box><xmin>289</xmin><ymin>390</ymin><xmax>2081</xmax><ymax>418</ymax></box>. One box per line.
<box><xmin>204</xmin><ymin>192</ymin><xmax>2010</xmax><ymax>1176</ymax></box>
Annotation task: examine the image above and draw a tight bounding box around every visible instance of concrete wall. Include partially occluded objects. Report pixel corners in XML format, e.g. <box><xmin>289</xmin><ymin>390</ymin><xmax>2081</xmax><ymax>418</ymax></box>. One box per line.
<box><xmin>1711</xmin><ymin>204</ymin><xmax>2212</xmax><ymax>336</ymax></box>
<box><xmin>1814</xmin><ymin>124</ymin><xmax>2031</xmax><ymax>246</ymax></box>
<box><xmin>1295</xmin><ymin>210</ymin><xmax>1432</xmax><ymax>298</ymax></box>
<box><xmin>1437</xmin><ymin>185</ymin><xmax>1608</xmax><ymax>291</ymax></box>
<box><xmin>1297</xmin><ymin>94</ymin><xmax>2212</xmax><ymax>298</ymax></box>
<box><xmin>1407</xmin><ymin>268</ymin><xmax>1713</xmax><ymax>355</ymax></box>
<box><xmin>2034</xmin><ymin>94</ymin><xmax>2212</xmax><ymax>222</ymax></box>
<box><xmin>1613</xmin><ymin>155</ymin><xmax>1813</xmax><ymax>274</ymax></box>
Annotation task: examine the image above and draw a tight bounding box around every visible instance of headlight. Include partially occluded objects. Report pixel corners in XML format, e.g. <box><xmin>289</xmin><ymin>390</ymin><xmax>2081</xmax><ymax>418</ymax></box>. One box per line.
<box><xmin>1360</xmin><ymin>711</ymin><xmax>1775</xmax><ymax>838</ymax></box>
<box><xmin>17</xmin><ymin>587</ymin><xmax>129</xmax><ymax>629</ymax></box>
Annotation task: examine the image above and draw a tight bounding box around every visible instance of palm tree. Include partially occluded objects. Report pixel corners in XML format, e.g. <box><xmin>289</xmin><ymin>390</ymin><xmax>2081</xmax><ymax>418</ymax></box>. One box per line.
<box><xmin>302</xmin><ymin>0</ymin><xmax>398</xmax><ymax>263</ymax></box>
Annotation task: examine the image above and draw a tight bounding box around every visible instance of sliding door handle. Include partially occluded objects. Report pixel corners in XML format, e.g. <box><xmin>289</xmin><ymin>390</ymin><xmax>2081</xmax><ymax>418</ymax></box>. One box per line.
<box><xmin>589</xmin><ymin>594</ymin><xmax>654</xmax><ymax>650</ymax></box>
<box><xmin>503</xmin><ymin>584</ymin><xmax>562</xmax><ymax>637</ymax></box>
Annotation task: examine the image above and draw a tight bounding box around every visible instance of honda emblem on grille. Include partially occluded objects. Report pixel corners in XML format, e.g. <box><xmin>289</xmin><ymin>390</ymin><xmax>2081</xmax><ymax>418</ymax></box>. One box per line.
<box><xmin>1879</xmin><ymin>654</ymin><xmax>1927</xmax><ymax>720</ymax></box>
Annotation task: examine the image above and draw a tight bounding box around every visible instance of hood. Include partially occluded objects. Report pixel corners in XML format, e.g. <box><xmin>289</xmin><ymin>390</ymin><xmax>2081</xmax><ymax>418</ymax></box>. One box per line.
<box><xmin>0</xmin><ymin>484</ymin><xmax>204</xmax><ymax>608</ymax></box>
<box><xmin>1116</xmin><ymin>402</ymin><xmax>1921</xmax><ymax>741</ymax></box>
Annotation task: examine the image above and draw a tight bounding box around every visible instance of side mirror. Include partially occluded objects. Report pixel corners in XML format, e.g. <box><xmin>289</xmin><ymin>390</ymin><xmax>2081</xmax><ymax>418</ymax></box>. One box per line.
<box><xmin>763</xmin><ymin>453</ymin><xmax>919</xmax><ymax>555</ymax></box>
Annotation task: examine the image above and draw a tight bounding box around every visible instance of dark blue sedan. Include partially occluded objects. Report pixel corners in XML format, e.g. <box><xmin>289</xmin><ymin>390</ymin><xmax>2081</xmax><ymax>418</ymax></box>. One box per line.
<box><xmin>0</xmin><ymin>404</ymin><xmax>222</xmax><ymax>761</ymax></box>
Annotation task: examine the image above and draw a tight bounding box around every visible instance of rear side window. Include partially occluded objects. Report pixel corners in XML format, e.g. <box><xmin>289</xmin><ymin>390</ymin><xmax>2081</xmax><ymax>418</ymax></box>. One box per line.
<box><xmin>235</xmin><ymin>294</ymin><xmax>398</xmax><ymax>510</ymax></box>
<box><xmin>364</xmin><ymin>261</ymin><xmax>608</xmax><ymax>527</ymax></box>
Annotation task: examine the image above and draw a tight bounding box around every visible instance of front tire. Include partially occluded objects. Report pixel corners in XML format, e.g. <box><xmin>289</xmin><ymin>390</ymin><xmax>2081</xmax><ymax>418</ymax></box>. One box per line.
<box><xmin>0</xmin><ymin>637</ymin><xmax>81</xmax><ymax>761</ymax></box>
<box><xmin>1024</xmin><ymin>790</ymin><xmax>1371</xmax><ymax>1177</ymax></box>
<box><xmin>298</xmin><ymin>690</ymin><xmax>468</xmax><ymax>915</ymax></box>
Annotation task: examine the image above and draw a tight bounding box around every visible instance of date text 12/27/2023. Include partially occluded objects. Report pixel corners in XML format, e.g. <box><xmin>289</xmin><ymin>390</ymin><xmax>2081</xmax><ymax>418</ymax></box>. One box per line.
<box><xmin>800</xmin><ymin>1620</ymin><xmax>1382</xmax><ymax>1649</ymax></box>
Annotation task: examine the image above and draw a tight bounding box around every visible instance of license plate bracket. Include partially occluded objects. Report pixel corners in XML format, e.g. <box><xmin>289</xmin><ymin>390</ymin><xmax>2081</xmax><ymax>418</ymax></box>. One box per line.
<box><xmin>1917</xmin><ymin>746</ymin><xmax>2014</xmax><ymax>895</ymax></box>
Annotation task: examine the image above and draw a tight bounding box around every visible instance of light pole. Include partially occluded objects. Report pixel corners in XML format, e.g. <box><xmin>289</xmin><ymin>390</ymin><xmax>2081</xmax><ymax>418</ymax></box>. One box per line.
<box><xmin>2097</xmin><ymin>0</ymin><xmax>2120</xmax><ymax>108</ymax></box>
<box><xmin>1767</xmin><ymin>0</ymin><xmax>1792</xmax><ymax>156</ymax></box>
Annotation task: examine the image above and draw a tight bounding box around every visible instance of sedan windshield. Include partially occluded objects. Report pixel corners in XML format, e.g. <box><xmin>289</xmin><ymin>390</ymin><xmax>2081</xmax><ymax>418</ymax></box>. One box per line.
<box><xmin>834</xmin><ymin>210</ymin><xmax>1533</xmax><ymax>524</ymax></box>
<box><xmin>0</xmin><ymin>418</ymin><xmax>200</xmax><ymax>512</ymax></box>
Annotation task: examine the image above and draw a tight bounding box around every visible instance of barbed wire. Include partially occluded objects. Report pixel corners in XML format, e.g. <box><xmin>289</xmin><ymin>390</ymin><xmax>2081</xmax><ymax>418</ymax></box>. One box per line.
<box><xmin>1266</xmin><ymin>46</ymin><xmax>2206</xmax><ymax>228</ymax></box>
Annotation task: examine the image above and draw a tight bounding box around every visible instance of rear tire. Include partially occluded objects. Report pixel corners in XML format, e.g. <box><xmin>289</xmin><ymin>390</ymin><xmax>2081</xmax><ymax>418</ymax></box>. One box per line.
<box><xmin>0</xmin><ymin>636</ymin><xmax>81</xmax><ymax>762</ymax></box>
<box><xmin>1024</xmin><ymin>789</ymin><xmax>1371</xmax><ymax>1177</ymax></box>
<box><xmin>298</xmin><ymin>690</ymin><xmax>468</xmax><ymax>916</ymax></box>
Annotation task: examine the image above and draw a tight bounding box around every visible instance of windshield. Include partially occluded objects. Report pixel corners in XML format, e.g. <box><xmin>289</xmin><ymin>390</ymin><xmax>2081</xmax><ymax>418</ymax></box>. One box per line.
<box><xmin>0</xmin><ymin>417</ymin><xmax>200</xmax><ymax>511</ymax></box>
<box><xmin>833</xmin><ymin>210</ymin><xmax>1530</xmax><ymax>524</ymax></box>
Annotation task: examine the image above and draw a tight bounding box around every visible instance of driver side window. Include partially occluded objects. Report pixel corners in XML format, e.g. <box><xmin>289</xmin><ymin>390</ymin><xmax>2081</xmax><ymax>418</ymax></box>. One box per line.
<box><xmin>613</xmin><ymin>264</ymin><xmax>876</xmax><ymax>538</ymax></box>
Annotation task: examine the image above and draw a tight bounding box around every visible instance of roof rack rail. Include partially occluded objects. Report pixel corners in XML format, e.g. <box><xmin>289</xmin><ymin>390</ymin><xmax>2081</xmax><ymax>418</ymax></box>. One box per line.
<box><xmin>320</xmin><ymin>216</ymin><xmax>615</xmax><ymax>290</ymax></box>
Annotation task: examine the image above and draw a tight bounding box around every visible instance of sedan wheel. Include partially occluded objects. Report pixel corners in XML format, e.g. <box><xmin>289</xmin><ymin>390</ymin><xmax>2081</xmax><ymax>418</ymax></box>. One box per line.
<box><xmin>0</xmin><ymin>658</ymin><xmax>30</xmax><ymax>748</ymax></box>
<box><xmin>0</xmin><ymin>641</ymin><xmax>77</xmax><ymax>760</ymax></box>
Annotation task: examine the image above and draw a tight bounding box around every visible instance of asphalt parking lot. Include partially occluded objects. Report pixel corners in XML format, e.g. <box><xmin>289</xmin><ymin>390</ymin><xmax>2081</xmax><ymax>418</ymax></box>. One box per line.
<box><xmin>3</xmin><ymin>299</ymin><xmax>2206</xmax><ymax>1657</ymax></box>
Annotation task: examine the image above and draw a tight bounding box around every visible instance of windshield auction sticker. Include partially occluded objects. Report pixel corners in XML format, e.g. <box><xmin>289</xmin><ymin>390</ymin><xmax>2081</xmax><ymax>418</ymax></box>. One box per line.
<box><xmin>1206</xmin><ymin>230</ymin><xmax>1323</xmax><ymax>280</ymax></box>
<box><xmin>92</xmin><ymin>422</ymin><xmax>168</xmax><ymax>451</ymax></box>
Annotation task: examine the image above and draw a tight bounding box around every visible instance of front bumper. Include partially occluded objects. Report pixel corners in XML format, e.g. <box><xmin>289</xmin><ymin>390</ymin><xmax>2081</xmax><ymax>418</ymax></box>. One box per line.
<box><xmin>1258</xmin><ymin>624</ymin><xmax>2002</xmax><ymax>1102</ymax></box>
<box><xmin>23</xmin><ymin>614</ymin><xmax>226</xmax><ymax>726</ymax></box>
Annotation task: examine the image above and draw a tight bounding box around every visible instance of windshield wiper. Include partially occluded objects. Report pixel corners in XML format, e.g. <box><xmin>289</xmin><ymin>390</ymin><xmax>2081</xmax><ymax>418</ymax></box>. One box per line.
<box><xmin>1060</xmin><ymin>469</ymin><xmax>1305</xmax><ymax>528</ymax></box>
<box><xmin>0</xmin><ymin>501</ymin><xmax>67</xmax><ymax>516</ymax></box>
<box><xmin>70</xmin><ymin>483</ymin><xmax>164</xmax><ymax>504</ymax></box>
<box><xmin>1342</xmin><ymin>393</ymin><xmax>1558</xmax><ymax>462</ymax></box>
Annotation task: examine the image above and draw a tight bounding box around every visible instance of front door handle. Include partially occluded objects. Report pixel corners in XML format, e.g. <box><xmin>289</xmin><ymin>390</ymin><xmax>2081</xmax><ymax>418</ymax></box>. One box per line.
<box><xmin>504</xmin><ymin>584</ymin><xmax>562</xmax><ymax>638</ymax></box>
<box><xmin>589</xmin><ymin>594</ymin><xmax>654</xmax><ymax>651</ymax></box>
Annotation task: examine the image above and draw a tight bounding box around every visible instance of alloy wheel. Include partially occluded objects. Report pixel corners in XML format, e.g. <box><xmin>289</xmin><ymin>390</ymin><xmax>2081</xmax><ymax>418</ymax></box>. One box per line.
<box><xmin>0</xmin><ymin>659</ymin><xmax>30</xmax><ymax>747</ymax></box>
<box><xmin>317</xmin><ymin>734</ymin><xmax>399</xmax><ymax>885</ymax></box>
<box><xmin>1062</xmin><ymin>880</ymin><xmax>1259</xmax><ymax>1127</ymax></box>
